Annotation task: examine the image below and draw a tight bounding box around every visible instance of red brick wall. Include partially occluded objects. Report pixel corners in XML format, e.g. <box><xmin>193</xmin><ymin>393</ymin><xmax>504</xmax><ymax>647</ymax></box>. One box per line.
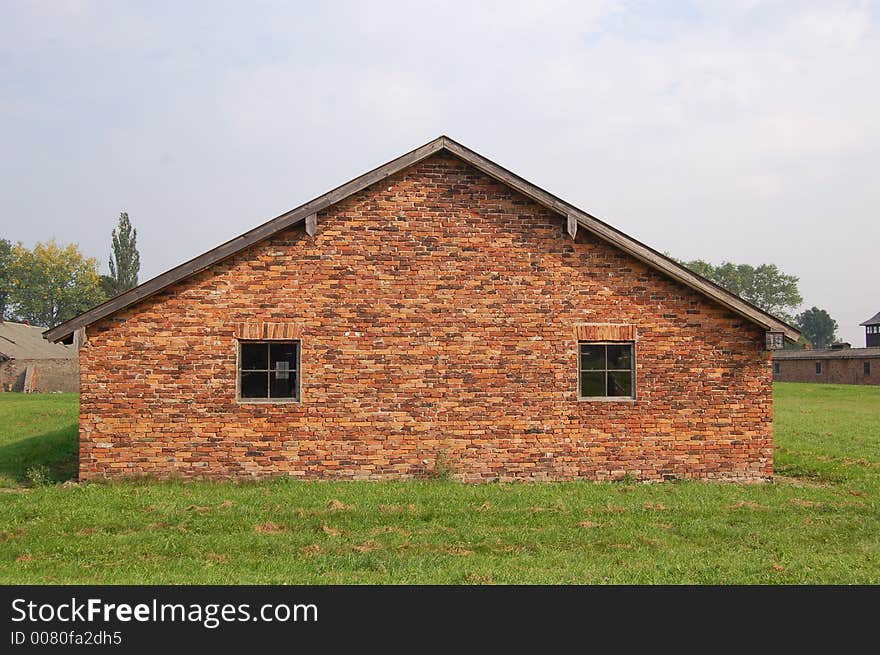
<box><xmin>79</xmin><ymin>154</ymin><xmax>773</xmax><ymax>482</ymax></box>
<box><xmin>774</xmin><ymin>357</ymin><xmax>879</xmax><ymax>385</ymax></box>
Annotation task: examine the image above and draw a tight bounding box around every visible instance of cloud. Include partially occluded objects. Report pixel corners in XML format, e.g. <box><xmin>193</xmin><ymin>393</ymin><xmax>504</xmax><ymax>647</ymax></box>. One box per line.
<box><xmin>789</xmin><ymin>5</ymin><xmax>871</xmax><ymax>48</ymax></box>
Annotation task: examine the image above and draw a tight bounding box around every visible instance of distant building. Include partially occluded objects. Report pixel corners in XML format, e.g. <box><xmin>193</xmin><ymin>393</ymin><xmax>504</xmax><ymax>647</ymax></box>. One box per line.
<box><xmin>773</xmin><ymin>347</ymin><xmax>879</xmax><ymax>385</ymax></box>
<box><xmin>0</xmin><ymin>321</ymin><xmax>78</xmax><ymax>392</ymax></box>
<box><xmin>862</xmin><ymin>311</ymin><xmax>880</xmax><ymax>348</ymax></box>
<box><xmin>773</xmin><ymin>312</ymin><xmax>880</xmax><ymax>385</ymax></box>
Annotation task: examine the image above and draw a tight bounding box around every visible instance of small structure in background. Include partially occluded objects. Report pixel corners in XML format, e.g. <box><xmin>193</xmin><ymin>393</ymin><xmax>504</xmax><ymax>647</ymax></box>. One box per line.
<box><xmin>862</xmin><ymin>311</ymin><xmax>880</xmax><ymax>348</ymax></box>
<box><xmin>0</xmin><ymin>320</ymin><xmax>78</xmax><ymax>392</ymax></box>
<box><xmin>773</xmin><ymin>311</ymin><xmax>880</xmax><ymax>385</ymax></box>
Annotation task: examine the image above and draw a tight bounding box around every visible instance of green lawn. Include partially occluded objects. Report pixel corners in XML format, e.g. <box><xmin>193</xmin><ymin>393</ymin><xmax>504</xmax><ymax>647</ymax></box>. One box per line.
<box><xmin>0</xmin><ymin>393</ymin><xmax>78</xmax><ymax>488</ymax></box>
<box><xmin>0</xmin><ymin>383</ymin><xmax>878</xmax><ymax>584</ymax></box>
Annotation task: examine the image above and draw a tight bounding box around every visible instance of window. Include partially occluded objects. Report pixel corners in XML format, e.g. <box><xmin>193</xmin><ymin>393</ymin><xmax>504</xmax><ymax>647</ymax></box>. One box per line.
<box><xmin>578</xmin><ymin>342</ymin><xmax>635</xmax><ymax>399</ymax></box>
<box><xmin>773</xmin><ymin>362</ymin><xmax>780</xmax><ymax>375</ymax></box>
<box><xmin>238</xmin><ymin>341</ymin><xmax>300</xmax><ymax>401</ymax></box>
<box><xmin>815</xmin><ymin>362</ymin><xmax>822</xmax><ymax>375</ymax></box>
<box><xmin>865</xmin><ymin>361</ymin><xmax>871</xmax><ymax>376</ymax></box>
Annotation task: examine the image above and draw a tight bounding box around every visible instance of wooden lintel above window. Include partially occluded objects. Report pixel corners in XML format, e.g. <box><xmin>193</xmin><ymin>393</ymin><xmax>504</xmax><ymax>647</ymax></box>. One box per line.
<box><xmin>233</xmin><ymin>322</ymin><xmax>302</xmax><ymax>340</ymax></box>
<box><xmin>574</xmin><ymin>324</ymin><xmax>636</xmax><ymax>341</ymax></box>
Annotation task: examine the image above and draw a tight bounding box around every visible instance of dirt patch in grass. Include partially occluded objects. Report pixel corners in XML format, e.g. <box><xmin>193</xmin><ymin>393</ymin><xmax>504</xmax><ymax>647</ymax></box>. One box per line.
<box><xmin>730</xmin><ymin>500</ymin><xmax>769</xmax><ymax>510</ymax></box>
<box><xmin>789</xmin><ymin>498</ymin><xmax>823</xmax><ymax>509</ymax></box>
<box><xmin>320</xmin><ymin>523</ymin><xmax>342</xmax><ymax>537</ymax></box>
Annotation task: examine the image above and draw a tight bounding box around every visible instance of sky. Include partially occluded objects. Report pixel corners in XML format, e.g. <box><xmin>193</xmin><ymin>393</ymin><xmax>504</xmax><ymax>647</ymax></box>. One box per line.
<box><xmin>1</xmin><ymin>0</ymin><xmax>878</xmax><ymax>345</ymax></box>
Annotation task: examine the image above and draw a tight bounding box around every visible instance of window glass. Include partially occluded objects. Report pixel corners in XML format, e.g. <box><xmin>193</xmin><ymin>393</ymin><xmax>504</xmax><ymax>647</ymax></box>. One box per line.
<box><xmin>607</xmin><ymin>371</ymin><xmax>632</xmax><ymax>396</ymax></box>
<box><xmin>579</xmin><ymin>342</ymin><xmax>635</xmax><ymax>399</ymax></box>
<box><xmin>580</xmin><ymin>345</ymin><xmax>605</xmax><ymax>370</ymax></box>
<box><xmin>240</xmin><ymin>371</ymin><xmax>269</xmax><ymax>398</ymax></box>
<box><xmin>239</xmin><ymin>341</ymin><xmax>299</xmax><ymax>400</ymax></box>
<box><xmin>607</xmin><ymin>344</ymin><xmax>632</xmax><ymax>370</ymax></box>
<box><xmin>270</xmin><ymin>342</ymin><xmax>297</xmax><ymax>369</ymax></box>
<box><xmin>241</xmin><ymin>343</ymin><xmax>268</xmax><ymax>370</ymax></box>
<box><xmin>580</xmin><ymin>372</ymin><xmax>605</xmax><ymax>396</ymax></box>
<box><xmin>270</xmin><ymin>374</ymin><xmax>297</xmax><ymax>398</ymax></box>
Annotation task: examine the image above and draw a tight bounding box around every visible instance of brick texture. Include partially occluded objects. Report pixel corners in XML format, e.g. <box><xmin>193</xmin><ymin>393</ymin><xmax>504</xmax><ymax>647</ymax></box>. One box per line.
<box><xmin>78</xmin><ymin>153</ymin><xmax>773</xmax><ymax>482</ymax></box>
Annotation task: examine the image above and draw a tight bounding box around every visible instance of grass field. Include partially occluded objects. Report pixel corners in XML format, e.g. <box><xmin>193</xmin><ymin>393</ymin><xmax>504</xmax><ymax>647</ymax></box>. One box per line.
<box><xmin>0</xmin><ymin>384</ymin><xmax>877</xmax><ymax>584</ymax></box>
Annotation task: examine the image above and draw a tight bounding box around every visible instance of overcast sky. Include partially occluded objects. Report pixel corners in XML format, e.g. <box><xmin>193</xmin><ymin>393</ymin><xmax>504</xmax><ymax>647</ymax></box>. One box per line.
<box><xmin>1</xmin><ymin>1</ymin><xmax>877</xmax><ymax>344</ymax></box>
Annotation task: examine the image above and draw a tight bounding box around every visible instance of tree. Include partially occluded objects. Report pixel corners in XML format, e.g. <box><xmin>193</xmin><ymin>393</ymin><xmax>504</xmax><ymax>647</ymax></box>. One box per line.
<box><xmin>99</xmin><ymin>274</ymin><xmax>118</xmax><ymax>299</ymax></box>
<box><xmin>0</xmin><ymin>238</ymin><xmax>12</xmax><ymax>318</ymax></box>
<box><xmin>679</xmin><ymin>259</ymin><xmax>803</xmax><ymax>322</ymax></box>
<box><xmin>8</xmin><ymin>240</ymin><xmax>105</xmax><ymax>328</ymax></box>
<box><xmin>106</xmin><ymin>211</ymin><xmax>140</xmax><ymax>296</ymax></box>
<box><xmin>795</xmin><ymin>307</ymin><xmax>838</xmax><ymax>349</ymax></box>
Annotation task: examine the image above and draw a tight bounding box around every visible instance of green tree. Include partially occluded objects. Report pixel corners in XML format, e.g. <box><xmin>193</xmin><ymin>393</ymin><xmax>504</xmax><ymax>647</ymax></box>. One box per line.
<box><xmin>679</xmin><ymin>259</ymin><xmax>803</xmax><ymax>322</ymax></box>
<box><xmin>106</xmin><ymin>211</ymin><xmax>140</xmax><ymax>296</ymax></box>
<box><xmin>0</xmin><ymin>238</ymin><xmax>13</xmax><ymax>318</ymax></box>
<box><xmin>99</xmin><ymin>274</ymin><xmax>118</xmax><ymax>299</ymax></box>
<box><xmin>794</xmin><ymin>307</ymin><xmax>838</xmax><ymax>349</ymax></box>
<box><xmin>8</xmin><ymin>240</ymin><xmax>105</xmax><ymax>328</ymax></box>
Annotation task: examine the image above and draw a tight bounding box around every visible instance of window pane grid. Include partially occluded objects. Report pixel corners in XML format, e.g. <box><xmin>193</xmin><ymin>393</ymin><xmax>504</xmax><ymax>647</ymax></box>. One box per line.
<box><xmin>578</xmin><ymin>342</ymin><xmax>634</xmax><ymax>399</ymax></box>
<box><xmin>239</xmin><ymin>341</ymin><xmax>299</xmax><ymax>400</ymax></box>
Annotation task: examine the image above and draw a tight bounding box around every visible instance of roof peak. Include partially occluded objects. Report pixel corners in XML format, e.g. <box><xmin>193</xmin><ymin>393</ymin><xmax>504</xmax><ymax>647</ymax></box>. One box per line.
<box><xmin>860</xmin><ymin>311</ymin><xmax>880</xmax><ymax>326</ymax></box>
<box><xmin>43</xmin><ymin>136</ymin><xmax>799</xmax><ymax>343</ymax></box>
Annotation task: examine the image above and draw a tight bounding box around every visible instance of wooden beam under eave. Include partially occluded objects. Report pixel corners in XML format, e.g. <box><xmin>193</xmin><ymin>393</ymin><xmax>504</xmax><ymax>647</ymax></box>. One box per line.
<box><xmin>73</xmin><ymin>327</ymin><xmax>86</xmax><ymax>351</ymax></box>
<box><xmin>305</xmin><ymin>213</ymin><xmax>317</xmax><ymax>237</ymax></box>
<box><xmin>566</xmin><ymin>213</ymin><xmax>578</xmax><ymax>239</ymax></box>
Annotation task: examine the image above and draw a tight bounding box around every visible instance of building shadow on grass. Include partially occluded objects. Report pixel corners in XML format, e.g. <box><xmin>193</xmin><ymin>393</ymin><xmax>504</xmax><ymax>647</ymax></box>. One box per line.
<box><xmin>0</xmin><ymin>424</ymin><xmax>78</xmax><ymax>486</ymax></box>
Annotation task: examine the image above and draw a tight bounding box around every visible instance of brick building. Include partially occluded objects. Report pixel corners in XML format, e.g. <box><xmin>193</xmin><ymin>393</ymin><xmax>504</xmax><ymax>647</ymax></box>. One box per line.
<box><xmin>45</xmin><ymin>137</ymin><xmax>797</xmax><ymax>482</ymax></box>
<box><xmin>773</xmin><ymin>311</ymin><xmax>880</xmax><ymax>385</ymax></box>
<box><xmin>0</xmin><ymin>320</ymin><xmax>77</xmax><ymax>392</ymax></box>
<box><xmin>772</xmin><ymin>347</ymin><xmax>879</xmax><ymax>385</ymax></box>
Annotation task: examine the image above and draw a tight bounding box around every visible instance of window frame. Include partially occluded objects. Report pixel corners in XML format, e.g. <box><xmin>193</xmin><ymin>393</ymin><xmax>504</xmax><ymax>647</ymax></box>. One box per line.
<box><xmin>235</xmin><ymin>339</ymin><xmax>302</xmax><ymax>404</ymax></box>
<box><xmin>577</xmin><ymin>340</ymin><xmax>637</xmax><ymax>402</ymax></box>
<box><xmin>865</xmin><ymin>361</ymin><xmax>871</xmax><ymax>376</ymax></box>
<box><xmin>815</xmin><ymin>361</ymin><xmax>822</xmax><ymax>375</ymax></box>
<box><xmin>773</xmin><ymin>362</ymin><xmax>780</xmax><ymax>375</ymax></box>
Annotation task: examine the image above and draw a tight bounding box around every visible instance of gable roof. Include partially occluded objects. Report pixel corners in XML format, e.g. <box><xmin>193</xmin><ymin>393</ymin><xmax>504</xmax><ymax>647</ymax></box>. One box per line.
<box><xmin>861</xmin><ymin>311</ymin><xmax>880</xmax><ymax>326</ymax></box>
<box><xmin>44</xmin><ymin>135</ymin><xmax>799</xmax><ymax>343</ymax></box>
<box><xmin>1</xmin><ymin>321</ymin><xmax>76</xmax><ymax>360</ymax></box>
